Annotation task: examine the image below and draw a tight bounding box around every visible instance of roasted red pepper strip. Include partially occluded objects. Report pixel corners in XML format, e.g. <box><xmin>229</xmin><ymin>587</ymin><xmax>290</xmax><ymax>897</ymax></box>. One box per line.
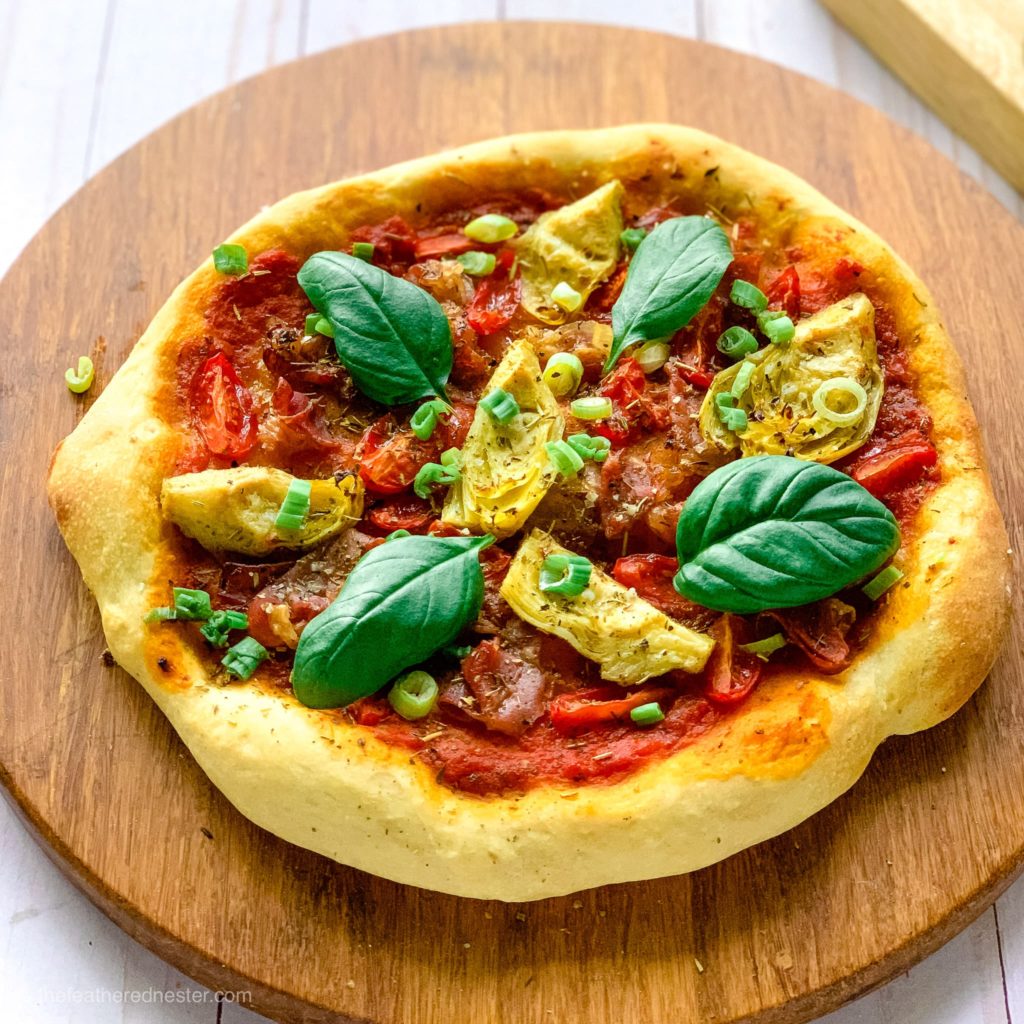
<box><xmin>190</xmin><ymin>352</ymin><xmax>258</xmax><ymax>459</ymax></box>
<box><xmin>549</xmin><ymin>686</ymin><xmax>675</xmax><ymax>735</ymax></box>
<box><xmin>466</xmin><ymin>248</ymin><xmax>520</xmax><ymax>335</ymax></box>
<box><xmin>591</xmin><ymin>357</ymin><xmax>648</xmax><ymax>445</ymax></box>
<box><xmin>851</xmin><ymin>432</ymin><xmax>938</xmax><ymax>497</ymax></box>
<box><xmin>413</xmin><ymin>233</ymin><xmax>477</xmax><ymax>260</ymax></box>
<box><xmin>674</xmin><ymin>365</ymin><xmax>715</xmax><ymax>390</ymax></box>
<box><xmin>702</xmin><ymin>614</ymin><xmax>763</xmax><ymax>706</ymax></box>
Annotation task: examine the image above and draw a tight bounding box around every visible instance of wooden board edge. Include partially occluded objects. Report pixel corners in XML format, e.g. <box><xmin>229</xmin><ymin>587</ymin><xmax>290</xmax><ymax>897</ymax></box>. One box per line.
<box><xmin>820</xmin><ymin>0</ymin><xmax>1024</xmax><ymax>193</ymax></box>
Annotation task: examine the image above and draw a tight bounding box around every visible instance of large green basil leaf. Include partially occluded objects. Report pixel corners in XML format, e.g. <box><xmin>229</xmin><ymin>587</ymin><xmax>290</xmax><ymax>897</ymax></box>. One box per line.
<box><xmin>674</xmin><ymin>455</ymin><xmax>900</xmax><ymax>613</ymax></box>
<box><xmin>605</xmin><ymin>216</ymin><xmax>733</xmax><ymax>371</ymax></box>
<box><xmin>297</xmin><ymin>251</ymin><xmax>452</xmax><ymax>405</ymax></box>
<box><xmin>291</xmin><ymin>534</ymin><xmax>490</xmax><ymax>709</ymax></box>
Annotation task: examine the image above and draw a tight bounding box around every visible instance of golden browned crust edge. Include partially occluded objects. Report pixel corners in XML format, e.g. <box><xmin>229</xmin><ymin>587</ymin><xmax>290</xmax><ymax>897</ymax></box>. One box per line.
<box><xmin>47</xmin><ymin>124</ymin><xmax>1011</xmax><ymax>900</ymax></box>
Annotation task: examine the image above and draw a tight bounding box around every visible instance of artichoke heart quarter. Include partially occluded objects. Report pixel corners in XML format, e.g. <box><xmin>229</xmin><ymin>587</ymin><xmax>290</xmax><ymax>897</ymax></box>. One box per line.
<box><xmin>700</xmin><ymin>292</ymin><xmax>883</xmax><ymax>464</ymax></box>
<box><xmin>442</xmin><ymin>341</ymin><xmax>564</xmax><ymax>539</ymax></box>
<box><xmin>161</xmin><ymin>467</ymin><xmax>363</xmax><ymax>556</ymax></box>
<box><xmin>515</xmin><ymin>180</ymin><xmax>624</xmax><ymax>325</ymax></box>
<box><xmin>501</xmin><ymin>530</ymin><xmax>715</xmax><ymax>684</ymax></box>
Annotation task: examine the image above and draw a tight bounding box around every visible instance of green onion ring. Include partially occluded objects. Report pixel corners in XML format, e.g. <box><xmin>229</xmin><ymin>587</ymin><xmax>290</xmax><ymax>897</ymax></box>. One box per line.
<box><xmin>538</xmin><ymin>553</ymin><xmax>592</xmax><ymax>597</ymax></box>
<box><xmin>388</xmin><ymin>670</ymin><xmax>439</xmax><ymax>720</ymax></box>
<box><xmin>812</xmin><ymin>377</ymin><xmax>868</xmax><ymax>427</ymax></box>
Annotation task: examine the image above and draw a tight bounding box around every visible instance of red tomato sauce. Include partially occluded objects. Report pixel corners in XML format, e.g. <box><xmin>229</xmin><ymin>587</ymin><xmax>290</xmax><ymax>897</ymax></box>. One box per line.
<box><xmin>170</xmin><ymin>199</ymin><xmax>940</xmax><ymax>797</ymax></box>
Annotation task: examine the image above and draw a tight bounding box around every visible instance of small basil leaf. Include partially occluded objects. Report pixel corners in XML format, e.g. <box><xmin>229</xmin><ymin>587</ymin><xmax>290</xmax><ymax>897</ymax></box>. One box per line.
<box><xmin>297</xmin><ymin>251</ymin><xmax>452</xmax><ymax>405</ymax></box>
<box><xmin>674</xmin><ymin>455</ymin><xmax>900</xmax><ymax>613</ymax></box>
<box><xmin>291</xmin><ymin>534</ymin><xmax>491</xmax><ymax>709</ymax></box>
<box><xmin>606</xmin><ymin>216</ymin><xmax>732</xmax><ymax>372</ymax></box>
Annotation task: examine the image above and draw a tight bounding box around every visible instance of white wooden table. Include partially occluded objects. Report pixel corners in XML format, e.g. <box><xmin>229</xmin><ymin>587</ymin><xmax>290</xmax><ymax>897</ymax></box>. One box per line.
<box><xmin>2</xmin><ymin>2</ymin><xmax>1021</xmax><ymax>1022</ymax></box>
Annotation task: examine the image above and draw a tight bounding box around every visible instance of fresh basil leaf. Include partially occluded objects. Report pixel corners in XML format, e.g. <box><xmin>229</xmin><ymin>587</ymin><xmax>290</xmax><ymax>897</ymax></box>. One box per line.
<box><xmin>291</xmin><ymin>534</ymin><xmax>491</xmax><ymax>709</ymax></box>
<box><xmin>297</xmin><ymin>251</ymin><xmax>452</xmax><ymax>405</ymax></box>
<box><xmin>674</xmin><ymin>455</ymin><xmax>900</xmax><ymax>613</ymax></box>
<box><xmin>605</xmin><ymin>216</ymin><xmax>732</xmax><ymax>372</ymax></box>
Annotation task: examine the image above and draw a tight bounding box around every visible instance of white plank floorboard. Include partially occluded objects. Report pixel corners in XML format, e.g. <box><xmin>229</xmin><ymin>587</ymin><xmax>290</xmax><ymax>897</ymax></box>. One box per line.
<box><xmin>0</xmin><ymin>2</ymin><xmax>1020</xmax><ymax>1021</ymax></box>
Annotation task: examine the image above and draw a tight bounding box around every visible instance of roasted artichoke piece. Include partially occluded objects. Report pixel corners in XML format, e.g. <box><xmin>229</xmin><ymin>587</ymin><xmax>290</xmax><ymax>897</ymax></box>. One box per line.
<box><xmin>161</xmin><ymin>467</ymin><xmax>363</xmax><ymax>556</ymax></box>
<box><xmin>500</xmin><ymin>530</ymin><xmax>715</xmax><ymax>684</ymax></box>
<box><xmin>442</xmin><ymin>341</ymin><xmax>563</xmax><ymax>539</ymax></box>
<box><xmin>699</xmin><ymin>292</ymin><xmax>883</xmax><ymax>464</ymax></box>
<box><xmin>514</xmin><ymin>180</ymin><xmax>624</xmax><ymax>325</ymax></box>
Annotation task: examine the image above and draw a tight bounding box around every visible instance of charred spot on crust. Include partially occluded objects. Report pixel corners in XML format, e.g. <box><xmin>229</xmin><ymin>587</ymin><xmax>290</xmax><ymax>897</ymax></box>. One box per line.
<box><xmin>157</xmin><ymin>657</ymin><xmax>170</xmax><ymax>672</ymax></box>
<box><xmin>100</xmin><ymin>649</ymin><xmax>115</xmax><ymax>667</ymax></box>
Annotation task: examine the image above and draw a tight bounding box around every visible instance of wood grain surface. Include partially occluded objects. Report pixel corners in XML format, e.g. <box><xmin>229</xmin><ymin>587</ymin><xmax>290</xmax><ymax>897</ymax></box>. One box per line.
<box><xmin>1</xmin><ymin>22</ymin><xmax>1022</xmax><ymax>1024</ymax></box>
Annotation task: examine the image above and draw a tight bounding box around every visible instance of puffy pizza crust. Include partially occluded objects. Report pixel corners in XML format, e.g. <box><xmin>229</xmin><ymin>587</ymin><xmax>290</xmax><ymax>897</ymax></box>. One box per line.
<box><xmin>48</xmin><ymin>125</ymin><xmax>1011</xmax><ymax>901</ymax></box>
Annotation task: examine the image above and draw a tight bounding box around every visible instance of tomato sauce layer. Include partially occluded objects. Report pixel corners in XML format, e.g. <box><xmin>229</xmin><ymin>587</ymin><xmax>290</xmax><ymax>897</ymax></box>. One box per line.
<box><xmin>170</xmin><ymin>196</ymin><xmax>938</xmax><ymax>797</ymax></box>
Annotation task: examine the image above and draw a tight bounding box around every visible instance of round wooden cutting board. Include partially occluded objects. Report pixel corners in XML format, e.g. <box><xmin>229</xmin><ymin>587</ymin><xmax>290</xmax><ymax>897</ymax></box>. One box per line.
<box><xmin>1</xmin><ymin>22</ymin><xmax>1022</xmax><ymax>1024</ymax></box>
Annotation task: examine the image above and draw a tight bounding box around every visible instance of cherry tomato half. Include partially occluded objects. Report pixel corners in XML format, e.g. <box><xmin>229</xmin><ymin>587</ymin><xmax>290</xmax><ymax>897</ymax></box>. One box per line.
<box><xmin>702</xmin><ymin>614</ymin><xmax>763</xmax><ymax>706</ymax></box>
<box><xmin>357</xmin><ymin>416</ymin><xmax>435</xmax><ymax>495</ymax></box>
<box><xmin>190</xmin><ymin>352</ymin><xmax>258</xmax><ymax>459</ymax></box>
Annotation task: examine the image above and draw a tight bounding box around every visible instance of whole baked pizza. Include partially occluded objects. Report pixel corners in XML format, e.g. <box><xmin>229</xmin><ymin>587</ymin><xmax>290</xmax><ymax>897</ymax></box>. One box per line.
<box><xmin>49</xmin><ymin>126</ymin><xmax>1010</xmax><ymax>900</ymax></box>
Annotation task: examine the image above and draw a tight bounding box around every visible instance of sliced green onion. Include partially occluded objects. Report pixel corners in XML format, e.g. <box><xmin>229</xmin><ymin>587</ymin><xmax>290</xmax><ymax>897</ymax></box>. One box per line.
<box><xmin>221</xmin><ymin>636</ymin><xmax>269</xmax><ymax>680</ymax></box>
<box><xmin>730</xmin><ymin>279</ymin><xmax>768</xmax><ymax>312</ymax></box>
<box><xmin>64</xmin><ymin>356</ymin><xmax>95</xmax><ymax>394</ymax></box>
<box><xmin>410</xmin><ymin>398</ymin><xmax>450</xmax><ymax>441</ymax></box>
<box><xmin>440</xmin><ymin>447</ymin><xmax>462</xmax><ymax>469</ymax></box>
<box><xmin>542</xmin><ymin>352</ymin><xmax>584</xmax><ymax>397</ymax></box>
<box><xmin>463</xmin><ymin>213</ymin><xmax>518</xmax><ymax>243</ymax></box>
<box><xmin>385</xmin><ymin>529</ymin><xmax>412</xmax><ymax>542</ymax></box>
<box><xmin>413</xmin><ymin>461</ymin><xmax>460</xmax><ymax>499</ymax></box>
<box><xmin>720</xmin><ymin>406</ymin><xmax>748</xmax><ymax>432</ymax></box>
<box><xmin>731</xmin><ymin>360</ymin><xmax>756</xmax><ymax>400</ymax></box>
<box><xmin>144</xmin><ymin>607</ymin><xmax>176</xmax><ymax>624</ymax></box>
<box><xmin>620</xmin><ymin>227</ymin><xmax>647</xmax><ymax>251</ymax></box>
<box><xmin>173</xmin><ymin>587</ymin><xmax>213</xmax><ymax>620</ymax></box>
<box><xmin>717</xmin><ymin>326</ymin><xmax>759</xmax><ymax>360</ymax></box>
<box><xmin>545</xmin><ymin>439</ymin><xmax>585</xmax><ymax>477</ymax></box>
<box><xmin>352</xmin><ymin>242</ymin><xmax>375</xmax><ymax>261</ymax></box>
<box><xmin>539</xmin><ymin>553</ymin><xmax>592</xmax><ymax>597</ymax></box>
<box><xmin>480</xmin><ymin>388</ymin><xmax>520</xmax><ymax>425</ymax></box>
<box><xmin>739</xmin><ymin>633</ymin><xmax>787</xmax><ymax>660</ymax></box>
<box><xmin>760</xmin><ymin>313</ymin><xmax>795</xmax><ymax>345</ymax></box>
<box><xmin>212</xmin><ymin>243</ymin><xmax>248</xmax><ymax>275</ymax></box>
<box><xmin>441</xmin><ymin>644</ymin><xmax>472</xmax><ymax>660</ymax></box>
<box><xmin>862</xmin><ymin>564</ymin><xmax>905</xmax><ymax>601</ymax></box>
<box><xmin>456</xmin><ymin>251</ymin><xmax>496</xmax><ymax>276</ymax></box>
<box><xmin>812</xmin><ymin>377</ymin><xmax>868</xmax><ymax>427</ymax></box>
<box><xmin>313</xmin><ymin>316</ymin><xmax>334</xmax><ymax>338</ymax></box>
<box><xmin>715</xmin><ymin>392</ymin><xmax>736</xmax><ymax>411</ymax></box>
<box><xmin>275</xmin><ymin>478</ymin><xmax>312</xmax><ymax>530</ymax></box>
<box><xmin>274</xmin><ymin>513</ymin><xmax>304</xmax><ymax>531</ymax></box>
<box><xmin>200</xmin><ymin>610</ymin><xmax>249</xmax><ymax>647</ymax></box>
<box><xmin>570</xmin><ymin>396</ymin><xmax>613</xmax><ymax>420</ymax></box>
<box><xmin>304</xmin><ymin>312</ymin><xmax>321</xmax><ymax>336</ymax></box>
<box><xmin>388</xmin><ymin>670</ymin><xmax>439</xmax><ymax>720</ymax></box>
<box><xmin>635</xmin><ymin>341</ymin><xmax>671</xmax><ymax>374</ymax></box>
<box><xmin>551</xmin><ymin>281</ymin><xmax>583</xmax><ymax>313</ymax></box>
<box><xmin>566</xmin><ymin>433</ymin><xmax>611</xmax><ymax>463</ymax></box>
<box><xmin>630</xmin><ymin>702</ymin><xmax>665</xmax><ymax>727</ymax></box>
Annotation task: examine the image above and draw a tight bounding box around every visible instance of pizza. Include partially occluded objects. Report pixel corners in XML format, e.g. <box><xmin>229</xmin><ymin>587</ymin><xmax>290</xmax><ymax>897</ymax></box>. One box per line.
<box><xmin>48</xmin><ymin>125</ymin><xmax>1010</xmax><ymax>901</ymax></box>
